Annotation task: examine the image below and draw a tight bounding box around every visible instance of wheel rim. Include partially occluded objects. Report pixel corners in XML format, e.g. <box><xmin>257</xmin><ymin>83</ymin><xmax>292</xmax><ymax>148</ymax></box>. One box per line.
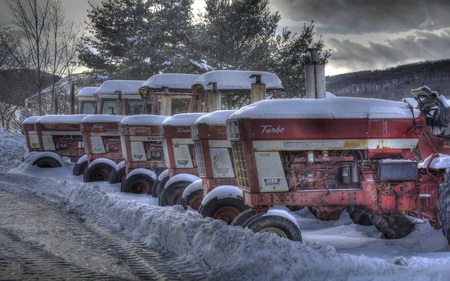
<box><xmin>212</xmin><ymin>206</ymin><xmax>241</xmax><ymax>224</ymax></box>
<box><xmin>93</xmin><ymin>169</ymin><xmax>109</xmax><ymax>181</ymax></box>
<box><xmin>131</xmin><ymin>181</ymin><xmax>149</xmax><ymax>194</ymax></box>
<box><xmin>258</xmin><ymin>226</ymin><xmax>289</xmax><ymax>238</ymax></box>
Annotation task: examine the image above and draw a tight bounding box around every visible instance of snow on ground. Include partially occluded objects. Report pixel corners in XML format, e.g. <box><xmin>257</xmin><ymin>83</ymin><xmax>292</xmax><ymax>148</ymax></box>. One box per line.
<box><xmin>1</xmin><ymin>129</ymin><xmax>450</xmax><ymax>280</ymax></box>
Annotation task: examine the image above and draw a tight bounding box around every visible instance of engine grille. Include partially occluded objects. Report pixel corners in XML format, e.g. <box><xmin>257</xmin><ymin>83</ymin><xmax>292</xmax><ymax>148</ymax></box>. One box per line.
<box><xmin>232</xmin><ymin>141</ymin><xmax>249</xmax><ymax>190</ymax></box>
<box><xmin>194</xmin><ymin>142</ymin><xmax>206</xmax><ymax>176</ymax></box>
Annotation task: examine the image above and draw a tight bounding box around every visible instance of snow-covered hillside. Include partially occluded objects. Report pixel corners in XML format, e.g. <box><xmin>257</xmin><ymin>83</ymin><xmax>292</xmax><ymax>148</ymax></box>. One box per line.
<box><xmin>1</xmin><ymin>129</ymin><xmax>450</xmax><ymax>281</ymax></box>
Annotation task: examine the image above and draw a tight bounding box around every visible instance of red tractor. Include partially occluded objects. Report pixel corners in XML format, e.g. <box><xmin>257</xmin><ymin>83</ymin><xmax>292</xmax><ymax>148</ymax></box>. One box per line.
<box><xmin>118</xmin><ymin>114</ymin><xmax>168</xmax><ymax>193</ymax></box>
<box><xmin>156</xmin><ymin>70</ymin><xmax>283</xmax><ymax>206</ymax></box>
<box><xmin>199</xmin><ymin>86</ymin><xmax>450</xmax><ymax>243</ymax></box>
<box><xmin>21</xmin><ymin>86</ymin><xmax>98</xmax><ymax>167</ymax></box>
<box><xmin>157</xmin><ymin>112</ymin><xmax>206</xmax><ymax>205</ymax></box>
<box><xmin>116</xmin><ymin>73</ymin><xmax>202</xmax><ymax>192</ymax></box>
<box><xmin>179</xmin><ymin>110</ymin><xmax>237</xmax><ymax>211</ymax></box>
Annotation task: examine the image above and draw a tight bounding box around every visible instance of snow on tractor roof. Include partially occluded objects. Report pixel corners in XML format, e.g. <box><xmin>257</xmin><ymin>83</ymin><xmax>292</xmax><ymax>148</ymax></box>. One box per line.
<box><xmin>139</xmin><ymin>73</ymin><xmax>201</xmax><ymax>95</ymax></box>
<box><xmin>76</xmin><ymin>87</ymin><xmax>99</xmax><ymax>98</ymax></box>
<box><xmin>162</xmin><ymin>113</ymin><xmax>206</xmax><ymax>126</ymax></box>
<box><xmin>192</xmin><ymin>70</ymin><xmax>283</xmax><ymax>91</ymax></box>
<box><xmin>94</xmin><ymin>80</ymin><xmax>145</xmax><ymax>98</ymax></box>
<box><xmin>36</xmin><ymin>114</ymin><xmax>88</xmax><ymax>124</ymax></box>
<box><xmin>81</xmin><ymin>114</ymin><xmax>125</xmax><ymax>123</ymax></box>
<box><xmin>121</xmin><ymin>114</ymin><xmax>169</xmax><ymax>126</ymax></box>
<box><xmin>22</xmin><ymin>116</ymin><xmax>41</xmax><ymax>124</ymax></box>
<box><xmin>230</xmin><ymin>97</ymin><xmax>420</xmax><ymax>120</ymax></box>
<box><xmin>195</xmin><ymin>110</ymin><xmax>236</xmax><ymax>125</ymax></box>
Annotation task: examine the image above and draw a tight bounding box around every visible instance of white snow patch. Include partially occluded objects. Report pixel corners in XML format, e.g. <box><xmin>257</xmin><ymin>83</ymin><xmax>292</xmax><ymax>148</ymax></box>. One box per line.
<box><xmin>230</xmin><ymin>97</ymin><xmax>420</xmax><ymax>120</ymax></box>
<box><xmin>195</xmin><ymin>110</ymin><xmax>236</xmax><ymax>125</ymax></box>
<box><xmin>120</xmin><ymin>114</ymin><xmax>168</xmax><ymax>126</ymax></box>
<box><xmin>162</xmin><ymin>113</ymin><xmax>206</xmax><ymax>126</ymax></box>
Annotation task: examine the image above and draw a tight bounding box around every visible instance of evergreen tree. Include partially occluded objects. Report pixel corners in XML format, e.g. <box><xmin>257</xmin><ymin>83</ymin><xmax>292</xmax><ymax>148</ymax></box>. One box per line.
<box><xmin>200</xmin><ymin>0</ymin><xmax>329</xmax><ymax>97</ymax></box>
<box><xmin>78</xmin><ymin>0</ymin><xmax>198</xmax><ymax>79</ymax></box>
<box><xmin>201</xmin><ymin>0</ymin><xmax>279</xmax><ymax>70</ymax></box>
<box><xmin>273</xmin><ymin>22</ymin><xmax>330</xmax><ymax>98</ymax></box>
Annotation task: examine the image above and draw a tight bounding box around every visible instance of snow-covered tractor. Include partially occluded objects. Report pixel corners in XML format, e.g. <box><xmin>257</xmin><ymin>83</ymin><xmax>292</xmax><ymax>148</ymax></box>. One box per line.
<box><xmin>157</xmin><ymin>112</ymin><xmax>206</xmax><ymax>205</ymax></box>
<box><xmin>178</xmin><ymin>110</ymin><xmax>237</xmax><ymax>211</ymax></box>
<box><xmin>117</xmin><ymin>73</ymin><xmax>205</xmax><ymax>193</ymax></box>
<box><xmin>21</xmin><ymin>115</ymin><xmax>88</xmax><ymax>168</ymax></box>
<box><xmin>21</xmin><ymin>86</ymin><xmax>98</xmax><ymax>166</ymax></box>
<box><xmin>202</xmin><ymin>86</ymin><xmax>450</xmax><ymax>243</ymax></box>
<box><xmin>77</xmin><ymin>114</ymin><xmax>125</xmax><ymax>182</ymax></box>
<box><xmin>73</xmin><ymin>80</ymin><xmax>155</xmax><ymax>181</ymax></box>
<box><xmin>118</xmin><ymin>115</ymin><xmax>168</xmax><ymax>193</ymax></box>
<box><xmin>156</xmin><ymin>70</ymin><xmax>283</xmax><ymax>206</ymax></box>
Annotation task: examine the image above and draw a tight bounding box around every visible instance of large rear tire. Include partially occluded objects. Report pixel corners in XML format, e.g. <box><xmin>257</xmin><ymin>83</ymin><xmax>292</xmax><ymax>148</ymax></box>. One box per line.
<box><xmin>83</xmin><ymin>163</ymin><xmax>114</xmax><ymax>182</ymax></box>
<box><xmin>158</xmin><ymin>181</ymin><xmax>191</xmax><ymax>206</ymax></box>
<box><xmin>199</xmin><ymin>197</ymin><xmax>249</xmax><ymax>225</ymax></box>
<box><xmin>244</xmin><ymin>213</ymin><xmax>302</xmax><ymax>242</ymax></box>
<box><xmin>120</xmin><ymin>173</ymin><xmax>154</xmax><ymax>194</ymax></box>
<box><xmin>438</xmin><ymin>169</ymin><xmax>450</xmax><ymax>244</ymax></box>
<box><xmin>346</xmin><ymin>205</ymin><xmax>373</xmax><ymax>226</ymax></box>
<box><xmin>370</xmin><ymin>214</ymin><xmax>415</xmax><ymax>239</ymax></box>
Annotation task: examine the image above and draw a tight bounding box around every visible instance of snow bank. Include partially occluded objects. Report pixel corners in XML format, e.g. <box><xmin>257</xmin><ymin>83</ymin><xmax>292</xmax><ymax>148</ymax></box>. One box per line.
<box><xmin>0</xmin><ymin>171</ymin><xmax>408</xmax><ymax>280</ymax></box>
<box><xmin>0</xmin><ymin>128</ymin><xmax>28</xmax><ymax>172</ymax></box>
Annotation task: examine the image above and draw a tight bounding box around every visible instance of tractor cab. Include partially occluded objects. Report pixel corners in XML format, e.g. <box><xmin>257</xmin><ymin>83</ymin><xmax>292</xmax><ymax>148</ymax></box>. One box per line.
<box><xmin>94</xmin><ymin>80</ymin><xmax>149</xmax><ymax>115</ymax></box>
<box><xmin>76</xmin><ymin>87</ymin><xmax>98</xmax><ymax>114</ymax></box>
<box><xmin>138</xmin><ymin>73</ymin><xmax>201</xmax><ymax>115</ymax></box>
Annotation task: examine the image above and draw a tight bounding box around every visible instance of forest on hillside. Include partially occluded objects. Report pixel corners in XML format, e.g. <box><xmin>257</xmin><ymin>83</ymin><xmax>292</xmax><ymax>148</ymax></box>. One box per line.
<box><xmin>326</xmin><ymin>59</ymin><xmax>450</xmax><ymax>100</ymax></box>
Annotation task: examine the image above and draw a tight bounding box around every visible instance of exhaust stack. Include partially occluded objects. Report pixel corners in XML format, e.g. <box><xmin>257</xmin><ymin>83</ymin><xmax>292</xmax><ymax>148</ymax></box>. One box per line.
<box><xmin>305</xmin><ymin>48</ymin><xmax>326</xmax><ymax>99</ymax></box>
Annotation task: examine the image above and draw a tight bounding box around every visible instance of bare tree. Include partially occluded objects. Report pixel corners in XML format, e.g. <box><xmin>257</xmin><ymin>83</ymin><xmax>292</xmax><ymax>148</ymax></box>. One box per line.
<box><xmin>6</xmin><ymin>0</ymin><xmax>83</xmax><ymax>115</ymax></box>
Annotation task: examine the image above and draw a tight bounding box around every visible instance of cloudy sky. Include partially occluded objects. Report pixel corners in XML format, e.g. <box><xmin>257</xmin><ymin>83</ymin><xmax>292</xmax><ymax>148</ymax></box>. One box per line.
<box><xmin>272</xmin><ymin>0</ymin><xmax>450</xmax><ymax>75</ymax></box>
<box><xmin>1</xmin><ymin>0</ymin><xmax>449</xmax><ymax>76</ymax></box>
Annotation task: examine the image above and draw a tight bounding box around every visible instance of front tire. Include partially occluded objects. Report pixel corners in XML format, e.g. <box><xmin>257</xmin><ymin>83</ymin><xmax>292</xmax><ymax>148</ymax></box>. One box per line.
<box><xmin>109</xmin><ymin>166</ymin><xmax>126</xmax><ymax>184</ymax></box>
<box><xmin>178</xmin><ymin>189</ymin><xmax>203</xmax><ymax>210</ymax></box>
<box><xmin>73</xmin><ymin>159</ymin><xmax>88</xmax><ymax>176</ymax></box>
<box><xmin>83</xmin><ymin>163</ymin><xmax>114</xmax><ymax>182</ymax></box>
<box><xmin>152</xmin><ymin>176</ymin><xmax>169</xmax><ymax>198</ymax></box>
<box><xmin>121</xmin><ymin>173</ymin><xmax>154</xmax><ymax>194</ymax></box>
<box><xmin>158</xmin><ymin>181</ymin><xmax>191</xmax><ymax>206</ymax></box>
<box><xmin>244</xmin><ymin>213</ymin><xmax>302</xmax><ymax>242</ymax></box>
<box><xmin>33</xmin><ymin>157</ymin><xmax>62</xmax><ymax>168</ymax></box>
<box><xmin>231</xmin><ymin>209</ymin><xmax>258</xmax><ymax>226</ymax></box>
<box><xmin>199</xmin><ymin>197</ymin><xmax>249</xmax><ymax>225</ymax></box>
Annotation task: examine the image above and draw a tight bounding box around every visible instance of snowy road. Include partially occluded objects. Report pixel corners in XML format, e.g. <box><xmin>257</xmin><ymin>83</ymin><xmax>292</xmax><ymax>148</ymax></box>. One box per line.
<box><xmin>0</xmin><ymin>184</ymin><xmax>208</xmax><ymax>280</ymax></box>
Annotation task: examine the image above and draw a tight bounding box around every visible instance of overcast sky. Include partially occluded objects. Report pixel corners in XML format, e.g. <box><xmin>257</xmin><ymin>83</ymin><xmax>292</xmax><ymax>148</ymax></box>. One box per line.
<box><xmin>1</xmin><ymin>0</ymin><xmax>449</xmax><ymax>76</ymax></box>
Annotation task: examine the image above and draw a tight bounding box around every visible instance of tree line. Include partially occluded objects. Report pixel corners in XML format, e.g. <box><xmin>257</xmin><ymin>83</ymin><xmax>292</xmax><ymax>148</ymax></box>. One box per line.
<box><xmin>327</xmin><ymin>59</ymin><xmax>450</xmax><ymax>101</ymax></box>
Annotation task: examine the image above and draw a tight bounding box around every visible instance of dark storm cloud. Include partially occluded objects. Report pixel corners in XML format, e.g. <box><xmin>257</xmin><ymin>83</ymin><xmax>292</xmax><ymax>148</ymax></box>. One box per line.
<box><xmin>327</xmin><ymin>29</ymin><xmax>450</xmax><ymax>72</ymax></box>
<box><xmin>273</xmin><ymin>0</ymin><xmax>450</xmax><ymax>35</ymax></box>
